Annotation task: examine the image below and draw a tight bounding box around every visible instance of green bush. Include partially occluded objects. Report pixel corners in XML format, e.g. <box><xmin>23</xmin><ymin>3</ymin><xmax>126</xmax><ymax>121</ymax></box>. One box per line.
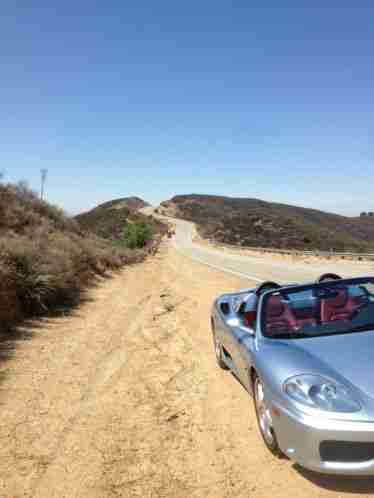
<box><xmin>120</xmin><ymin>222</ymin><xmax>152</xmax><ymax>249</ymax></box>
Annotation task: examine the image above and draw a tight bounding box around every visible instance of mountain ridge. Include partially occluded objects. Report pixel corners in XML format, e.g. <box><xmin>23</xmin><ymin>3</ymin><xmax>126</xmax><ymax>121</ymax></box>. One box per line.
<box><xmin>160</xmin><ymin>194</ymin><xmax>374</xmax><ymax>252</ymax></box>
<box><xmin>94</xmin><ymin>196</ymin><xmax>150</xmax><ymax>212</ymax></box>
<box><xmin>75</xmin><ymin>196</ymin><xmax>165</xmax><ymax>241</ymax></box>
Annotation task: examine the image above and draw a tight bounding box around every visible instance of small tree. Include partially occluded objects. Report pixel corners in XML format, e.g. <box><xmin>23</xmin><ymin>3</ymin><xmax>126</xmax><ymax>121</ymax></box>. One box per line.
<box><xmin>121</xmin><ymin>222</ymin><xmax>152</xmax><ymax>249</ymax></box>
<box><xmin>360</xmin><ymin>212</ymin><xmax>367</xmax><ymax>217</ymax></box>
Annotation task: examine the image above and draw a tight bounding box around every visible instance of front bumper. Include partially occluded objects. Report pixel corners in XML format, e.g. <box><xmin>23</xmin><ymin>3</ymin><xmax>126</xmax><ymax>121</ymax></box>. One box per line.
<box><xmin>273</xmin><ymin>402</ymin><xmax>374</xmax><ymax>475</ymax></box>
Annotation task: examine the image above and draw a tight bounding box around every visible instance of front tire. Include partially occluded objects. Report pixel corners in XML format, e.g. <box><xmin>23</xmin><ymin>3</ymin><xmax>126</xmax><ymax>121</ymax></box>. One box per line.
<box><xmin>253</xmin><ymin>374</ymin><xmax>282</xmax><ymax>457</ymax></box>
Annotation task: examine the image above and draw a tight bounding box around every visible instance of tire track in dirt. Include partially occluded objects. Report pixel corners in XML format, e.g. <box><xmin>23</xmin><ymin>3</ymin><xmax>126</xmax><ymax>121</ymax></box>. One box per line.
<box><xmin>97</xmin><ymin>254</ymin><xmax>215</xmax><ymax>497</ymax></box>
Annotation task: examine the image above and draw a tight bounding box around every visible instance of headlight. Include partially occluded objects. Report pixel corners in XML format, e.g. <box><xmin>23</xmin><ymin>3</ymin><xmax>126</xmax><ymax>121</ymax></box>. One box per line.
<box><xmin>284</xmin><ymin>374</ymin><xmax>361</xmax><ymax>413</ymax></box>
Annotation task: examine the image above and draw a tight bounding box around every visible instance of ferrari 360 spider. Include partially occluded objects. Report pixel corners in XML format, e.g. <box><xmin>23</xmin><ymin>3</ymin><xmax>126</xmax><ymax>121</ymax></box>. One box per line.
<box><xmin>211</xmin><ymin>273</ymin><xmax>374</xmax><ymax>474</ymax></box>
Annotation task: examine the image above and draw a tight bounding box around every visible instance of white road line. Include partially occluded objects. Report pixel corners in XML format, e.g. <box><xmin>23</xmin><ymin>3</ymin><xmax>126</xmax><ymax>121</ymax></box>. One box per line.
<box><xmin>176</xmin><ymin>246</ymin><xmax>264</xmax><ymax>282</ymax></box>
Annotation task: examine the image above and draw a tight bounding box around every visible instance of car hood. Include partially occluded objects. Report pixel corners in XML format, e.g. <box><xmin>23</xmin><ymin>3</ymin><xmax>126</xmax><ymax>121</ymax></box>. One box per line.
<box><xmin>282</xmin><ymin>331</ymin><xmax>374</xmax><ymax>400</ymax></box>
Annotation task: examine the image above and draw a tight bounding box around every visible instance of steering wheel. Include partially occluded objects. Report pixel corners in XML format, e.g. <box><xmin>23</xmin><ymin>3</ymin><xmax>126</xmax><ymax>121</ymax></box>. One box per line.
<box><xmin>255</xmin><ymin>281</ymin><xmax>281</xmax><ymax>296</ymax></box>
<box><xmin>316</xmin><ymin>273</ymin><xmax>342</xmax><ymax>283</ymax></box>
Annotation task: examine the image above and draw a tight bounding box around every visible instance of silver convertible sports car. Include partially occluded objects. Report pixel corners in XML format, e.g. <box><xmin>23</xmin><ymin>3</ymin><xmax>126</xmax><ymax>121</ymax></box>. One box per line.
<box><xmin>211</xmin><ymin>273</ymin><xmax>374</xmax><ymax>475</ymax></box>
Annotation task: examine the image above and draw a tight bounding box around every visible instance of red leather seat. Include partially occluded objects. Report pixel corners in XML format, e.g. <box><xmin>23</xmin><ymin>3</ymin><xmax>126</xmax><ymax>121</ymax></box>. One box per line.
<box><xmin>266</xmin><ymin>296</ymin><xmax>297</xmax><ymax>335</ymax></box>
<box><xmin>293</xmin><ymin>309</ymin><xmax>317</xmax><ymax>328</ymax></box>
<box><xmin>321</xmin><ymin>287</ymin><xmax>364</xmax><ymax>322</ymax></box>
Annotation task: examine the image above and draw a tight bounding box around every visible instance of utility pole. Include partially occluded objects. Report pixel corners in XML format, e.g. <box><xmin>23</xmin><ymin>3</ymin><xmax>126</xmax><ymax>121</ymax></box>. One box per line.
<box><xmin>40</xmin><ymin>168</ymin><xmax>48</xmax><ymax>200</ymax></box>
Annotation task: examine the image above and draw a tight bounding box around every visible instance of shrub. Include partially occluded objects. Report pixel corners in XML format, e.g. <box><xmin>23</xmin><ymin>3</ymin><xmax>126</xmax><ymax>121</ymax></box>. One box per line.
<box><xmin>120</xmin><ymin>222</ymin><xmax>153</xmax><ymax>249</ymax></box>
<box><xmin>0</xmin><ymin>183</ymin><xmax>158</xmax><ymax>332</ymax></box>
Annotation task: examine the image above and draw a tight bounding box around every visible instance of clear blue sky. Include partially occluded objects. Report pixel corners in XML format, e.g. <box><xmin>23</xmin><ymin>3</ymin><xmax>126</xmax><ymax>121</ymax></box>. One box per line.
<box><xmin>2</xmin><ymin>2</ymin><xmax>373</xmax><ymax>215</ymax></box>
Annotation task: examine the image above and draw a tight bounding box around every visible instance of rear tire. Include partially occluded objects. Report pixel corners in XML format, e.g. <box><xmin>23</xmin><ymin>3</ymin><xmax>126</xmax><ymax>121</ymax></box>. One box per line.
<box><xmin>211</xmin><ymin>320</ymin><xmax>229</xmax><ymax>370</ymax></box>
<box><xmin>252</xmin><ymin>373</ymin><xmax>282</xmax><ymax>457</ymax></box>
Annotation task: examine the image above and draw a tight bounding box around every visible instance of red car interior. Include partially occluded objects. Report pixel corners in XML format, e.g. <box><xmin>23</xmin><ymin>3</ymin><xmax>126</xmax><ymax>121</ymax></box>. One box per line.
<box><xmin>244</xmin><ymin>310</ymin><xmax>257</xmax><ymax>328</ymax></box>
<box><xmin>265</xmin><ymin>295</ymin><xmax>298</xmax><ymax>334</ymax></box>
<box><xmin>321</xmin><ymin>287</ymin><xmax>367</xmax><ymax>322</ymax></box>
<box><xmin>292</xmin><ymin>307</ymin><xmax>318</xmax><ymax>328</ymax></box>
<box><xmin>262</xmin><ymin>286</ymin><xmax>369</xmax><ymax>335</ymax></box>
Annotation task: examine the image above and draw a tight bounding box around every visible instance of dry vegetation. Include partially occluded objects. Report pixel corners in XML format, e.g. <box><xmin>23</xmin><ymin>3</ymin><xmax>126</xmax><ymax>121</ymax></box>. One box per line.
<box><xmin>161</xmin><ymin>194</ymin><xmax>374</xmax><ymax>252</ymax></box>
<box><xmin>75</xmin><ymin>196</ymin><xmax>167</xmax><ymax>243</ymax></box>
<box><xmin>0</xmin><ymin>183</ymin><xmax>153</xmax><ymax>331</ymax></box>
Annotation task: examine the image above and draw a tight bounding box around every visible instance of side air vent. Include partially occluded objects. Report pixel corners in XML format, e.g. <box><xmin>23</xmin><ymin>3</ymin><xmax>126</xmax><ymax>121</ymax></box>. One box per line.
<box><xmin>220</xmin><ymin>302</ymin><xmax>230</xmax><ymax>315</ymax></box>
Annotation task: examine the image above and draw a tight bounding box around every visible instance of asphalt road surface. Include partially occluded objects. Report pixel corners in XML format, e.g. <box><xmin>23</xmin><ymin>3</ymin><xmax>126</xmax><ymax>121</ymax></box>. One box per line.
<box><xmin>150</xmin><ymin>209</ymin><xmax>374</xmax><ymax>284</ymax></box>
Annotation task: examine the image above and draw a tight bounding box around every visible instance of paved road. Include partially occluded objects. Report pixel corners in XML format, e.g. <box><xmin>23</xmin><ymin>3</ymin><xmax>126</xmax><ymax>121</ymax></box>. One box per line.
<box><xmin>143</xmin><ymin>207</ymin><xmax>374</xmax><ymax>284</ymax></box>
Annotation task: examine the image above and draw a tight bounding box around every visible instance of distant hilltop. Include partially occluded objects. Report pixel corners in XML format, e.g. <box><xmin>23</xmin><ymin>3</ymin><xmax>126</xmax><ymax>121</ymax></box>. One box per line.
<box><xmin>95</xmin><ymin>196</ymin><xmax>150</xmax><ymax>212</ymax></box>
<box><xmin>160</xmin><ymin>194</ymin><xmax>374</xmax><ymax>252</ymax></box>
<box><xmin>75</xmin><ymin>196</ymin><xmax>154</xmax><ymax>240</ymax></box>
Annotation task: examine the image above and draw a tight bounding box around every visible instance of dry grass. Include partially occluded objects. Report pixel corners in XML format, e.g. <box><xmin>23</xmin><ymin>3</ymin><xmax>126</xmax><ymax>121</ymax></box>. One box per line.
<box><xmin>0</xmin><ymin>183</ymin><xmax>150</xmax><ymax>331</ymax></box>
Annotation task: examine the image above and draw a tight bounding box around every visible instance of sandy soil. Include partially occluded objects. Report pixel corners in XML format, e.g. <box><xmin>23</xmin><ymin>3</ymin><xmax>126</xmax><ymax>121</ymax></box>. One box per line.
<box><xmin>1</xmin><ymin>241</ymin><xmax>374</xmax><ymax>497</ymax></box>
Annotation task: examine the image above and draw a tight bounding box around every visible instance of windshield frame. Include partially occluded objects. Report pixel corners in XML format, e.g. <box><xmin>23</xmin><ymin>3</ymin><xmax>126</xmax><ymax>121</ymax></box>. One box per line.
<box><xmin>259</xmin><ymin>277</ymin><xmax>374</xmax><ymax>340</ymax></box>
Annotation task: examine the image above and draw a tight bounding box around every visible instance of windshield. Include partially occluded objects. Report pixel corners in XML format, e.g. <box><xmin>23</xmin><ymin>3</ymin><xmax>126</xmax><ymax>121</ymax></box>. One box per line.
<box><xmin>261</xmin><ymin>278</ymin><xmax>374</xmax><ymax>339</ymax></box>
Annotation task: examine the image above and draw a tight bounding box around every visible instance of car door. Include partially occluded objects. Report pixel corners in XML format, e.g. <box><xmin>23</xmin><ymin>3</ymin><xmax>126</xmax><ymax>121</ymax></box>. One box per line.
<box><xmin>213</xmin><ymin>297</ymin><xmax>241</xmax><ymax>373</ymax></box>
<box><xmin>230</xmin><ymin>294</ymin><xmax>258</xmax><ymax>390</ymax></box>
<box><xmin>225</xmin><ymin>325</ymin><xmax>255</xmax><ymax>390</ymax></box>
<box><xmin>224</xmin><ymin>322</ymin><xmax>243</xmax><ymax>376</ymax></box>
<box><xmin>212</xmin><ymin>301</ymin><xmax>234</xmax><ymax>358</ymax></box>
<box><xmin>236</xmin><ymin>328</ymin><xmax>256</xmax><ymax>391</ymax></box>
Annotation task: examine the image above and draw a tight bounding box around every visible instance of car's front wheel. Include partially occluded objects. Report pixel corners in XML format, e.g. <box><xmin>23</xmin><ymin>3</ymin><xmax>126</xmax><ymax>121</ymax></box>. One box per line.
<box><xmin>253</xmin><ymin>374</ymin><xmax>282</xmax><ymax>457</ymax></box>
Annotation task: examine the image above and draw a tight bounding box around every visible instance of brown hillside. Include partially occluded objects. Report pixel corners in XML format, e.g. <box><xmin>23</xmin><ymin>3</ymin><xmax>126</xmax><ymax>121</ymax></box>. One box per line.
<box><xmin>76</xmin><ymin>197</ymin><xmax>166</xmax><ymax>241</ymax></box>
<box><xmin>160</xmin><ymin>194</ymin><xmax>374</xmax><ymax>252</ymax></box>
<box><xmin>95</xmin><ymin>196</ymin><xmax>149</xmax><ymax>212</ymax></box>
<box><xmin>0</xmin><ymin>184</ymin><xmax>151</xmax><ymax>331</ymax></box>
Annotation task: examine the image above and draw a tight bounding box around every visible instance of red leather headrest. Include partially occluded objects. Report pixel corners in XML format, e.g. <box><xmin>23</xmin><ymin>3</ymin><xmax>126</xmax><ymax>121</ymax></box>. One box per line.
<box><xmin>326</xmin><ymin>288</ymin><xmax>348</xmax><ymax>309</ymax></box>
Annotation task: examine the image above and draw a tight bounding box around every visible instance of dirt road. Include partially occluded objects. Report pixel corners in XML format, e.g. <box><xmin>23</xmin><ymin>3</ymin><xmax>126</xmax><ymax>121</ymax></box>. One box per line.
<box><xmin>1</xmin><ymin>241</ymin><xmax>374</xmax><ymax>497</ymax></box>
